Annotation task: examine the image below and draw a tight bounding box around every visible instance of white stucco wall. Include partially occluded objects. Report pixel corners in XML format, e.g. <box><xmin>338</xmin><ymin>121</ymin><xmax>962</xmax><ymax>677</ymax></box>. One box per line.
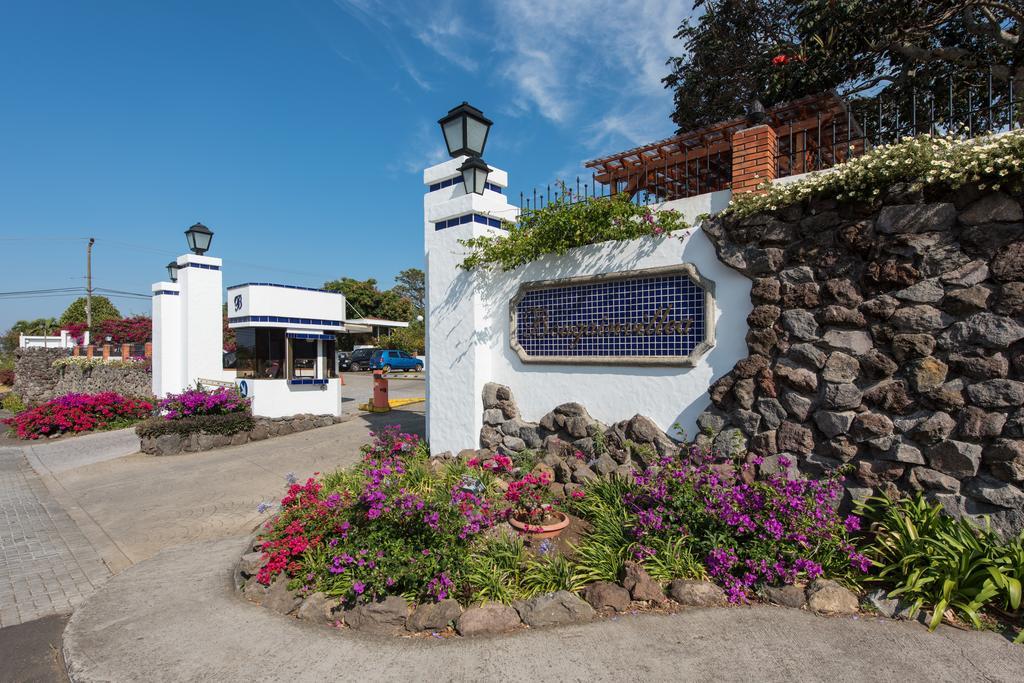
<box><xmin>151</xmin><ymin>281</ymin><xmax>182</xmax><ymax>396</ymax></box>
<box><xmin>424</xmin><ymin>158</ymin><xmax>750</xmax><ymax>454</ymax></box>
<box><xmin>238</xmin><ymin>378</ymin><xmax>342</xmax><ymax>418</ymax></box>
<box><xmin>226</xmin><ymin>283</ymin><xmax>346</xmax><ymax>328</ymax></box>
<box><xmin>424</xmin><ymin>157</ymin><xmax>513</xmax><ymax>454</ymax></box>
<box><xmin>178</xmin><ymin>254</ymin><xmax>227</xmax><ymax>386</ymax></box>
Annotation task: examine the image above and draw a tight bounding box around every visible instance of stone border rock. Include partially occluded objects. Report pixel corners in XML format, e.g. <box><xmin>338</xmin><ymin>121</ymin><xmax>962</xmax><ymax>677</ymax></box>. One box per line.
<box><xmin>140</xmin><ymin>414</ymin><xmax>344</xmax><ymax>455</ymax></box>
<box><xmin>470</xmin><ymin>382</ymin><xmax>676</xmax><ymax>489</ymax></box>
<box><xmin>234</xmin><ymin>538</ymin><xmax>880</xmax><ymax>640</ymax></box>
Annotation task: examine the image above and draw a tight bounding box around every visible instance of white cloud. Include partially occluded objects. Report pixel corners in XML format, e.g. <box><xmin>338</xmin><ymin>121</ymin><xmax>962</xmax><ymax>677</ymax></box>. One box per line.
<box><xmin>386</xmin><ymin>121</ymin><xmax>449</xmax><ymax>175</ymax></box>
<box><xmin>332</xmin><ymin>0</ymin><xmax>694</xmax><ymax>155</ymax></box>
<box><xmin>490</xmin><ymin>0</ymin><xmax>685</xmax><ymax>138</ymax></box>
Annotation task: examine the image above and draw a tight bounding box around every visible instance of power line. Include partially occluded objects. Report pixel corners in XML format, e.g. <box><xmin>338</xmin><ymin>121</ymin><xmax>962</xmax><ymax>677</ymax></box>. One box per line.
<box><xmin>94</xmin><ymin>287</ymin><xmax>150</xmax><ymax>298</ymax></box>
<box><xmin>0</xmin><ymin>287</ymin><xmax>83</xmax><ymax>296</ymax></box>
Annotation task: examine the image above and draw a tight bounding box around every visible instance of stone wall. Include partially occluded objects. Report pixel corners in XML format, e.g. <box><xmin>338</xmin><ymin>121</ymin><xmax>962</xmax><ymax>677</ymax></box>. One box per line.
<box><xmin>13</xmin><ymin>348</ymin><xmax>153</xmax><ymax>404</ymax></box>
<box><xmin>140</xmin><ymin>414</ymin><xmax>343</xmax><ymax>455</ymax></box>
<box><xmin>696</xmin><ymin>187</ymin><xmax>1024</xmax><ymax>536</ymax></box>
<box><xmin>54</xmin><ymin>365</ymin><xmax>153</xmax><ymax>399</ymax></box>
<box><xmin>12</xmin><ymin>348</ymin><xmax>66</xmax><ymax>405</ymax></box>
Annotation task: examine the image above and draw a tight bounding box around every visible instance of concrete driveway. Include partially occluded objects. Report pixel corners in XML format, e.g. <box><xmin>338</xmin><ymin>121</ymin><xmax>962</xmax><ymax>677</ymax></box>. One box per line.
<box><xmin>1</xmin><ymin>403</ymin><xmax>424</xmax><ymax>630</ymax></box>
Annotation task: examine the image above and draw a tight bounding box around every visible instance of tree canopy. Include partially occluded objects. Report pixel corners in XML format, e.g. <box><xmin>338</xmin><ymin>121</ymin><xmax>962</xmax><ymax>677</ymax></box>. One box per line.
<box><xmin>322</xmin><ymin>277</ymin><xmax>415</xmax><ymax>322</ymax></box>
<box><xmin>392</xmin><ymin>268</ymin><xmax>425</xmax><ymax>315</ymax></box>
<box><xmin>664</xmin><ymin>0</ymin><xmax>1022</xmax><ymax>132</ymax></box>
<box><xmin>58</xmin><ymin>296</ymin><xmax>121</xmax><ymax>328</ymax></box>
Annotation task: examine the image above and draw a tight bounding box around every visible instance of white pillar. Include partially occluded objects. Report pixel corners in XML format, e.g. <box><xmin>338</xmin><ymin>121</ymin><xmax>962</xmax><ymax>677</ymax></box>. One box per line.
<box><xmin>424</xmin><ymin>157</ymin><xmax>516</xmax><ymax>454</ymax></box>
<box><xmin>177</xmin><ymin>254</ymin><xmax>225</xmax><ymax>387</ymax></box>
<box><xmin>151</xmin><ymin>281</ymin><xmax>182</xmax><ymax>396</ymax></box>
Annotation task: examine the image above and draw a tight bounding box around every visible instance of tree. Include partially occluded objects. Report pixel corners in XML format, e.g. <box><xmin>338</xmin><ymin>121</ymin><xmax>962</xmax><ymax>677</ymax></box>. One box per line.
<box><xmin>322</xmin><ymin>277</ymin><xmax>415</xmax><ymax>322</ymax></box>
<box><xmin>2</xmin><ymin>318</ymin><xmax>59</xmax><ymax>354</ymax></box>
<box><xmin>393</xmin><ymin>268</ymin><xmax>425</xmax><ymax>314</ymax></box>
<box><xmin>664</xmin><ymin>1</ymin><xmax>1022</xmax><ymax>132</ymax></box>
<box><xmin>381</xmin><ymin>321</ymin><xmax>425</xmax><ymax>355</ymax></box>
<box><xmin>59</xmin><ymin>296</ymin><xmax>120</xmax><ymax>328</ymax></box>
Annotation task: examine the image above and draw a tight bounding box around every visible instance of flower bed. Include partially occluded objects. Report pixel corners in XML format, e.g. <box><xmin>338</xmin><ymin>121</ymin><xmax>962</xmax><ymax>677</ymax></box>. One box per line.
<box><xmin>158</xmin><ymin>386</ymin><xmax>249</xmax><ymax>419</ymax></box>
<box><xmin>237</xmin><ymin>426</ymin><xmax>900</xmax><ymax>637</ymax></box>
<box><xmin>135</xmin><ymin>385</ymin><xmax>307</xmax><ymax>455</ymax></box>
<box><xmin>2</xmin><ymin>392</ymin><xmax>154</xmax><ymax>440</ymax></box>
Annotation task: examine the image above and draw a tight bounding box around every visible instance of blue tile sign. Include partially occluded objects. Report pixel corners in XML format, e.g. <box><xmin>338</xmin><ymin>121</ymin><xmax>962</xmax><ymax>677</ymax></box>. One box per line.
<box><xmin>510</xmin><ymin>265</ymin><xmax>714</xmax><ymax>366</ymax></box>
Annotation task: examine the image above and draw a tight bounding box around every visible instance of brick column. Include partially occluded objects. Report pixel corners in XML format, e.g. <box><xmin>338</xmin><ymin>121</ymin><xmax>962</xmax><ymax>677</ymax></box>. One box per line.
<box><xmin>86</xmin><ymin>346</ymin><xmax>94</xmax><ymax>359</ymax></box>
<box><xmin>121</xmin><ymin>343</ymin><xmax>131</xmax><ymax>360</ymax></box>
<box><xmin>731</xmin><ymin>124</ymin><xmax>778</xmax><ymax>195</ymax></box>
<box><xmin>72</xmin><ymin>346</ymin><xmax>80</xmax><ymax>357</ymax></box>
<box><xmin>102</xmin><ymin>344</ymin><xmax>111</xmax><ymax>360</ymax></box>
<box><xmin>145</xmin><ymin>342</ymin><xmax>152</xmax><ymax>359</ymax></box>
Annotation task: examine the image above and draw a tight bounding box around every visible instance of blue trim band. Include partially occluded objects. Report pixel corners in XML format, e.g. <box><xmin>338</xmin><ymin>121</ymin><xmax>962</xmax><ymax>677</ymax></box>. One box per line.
<box><xmin>434</xmin><ymin>212</ymin><xmax>504</xmax><ymax>231</ymax></box>
<box><xmin>287</xmin><ymin>333</ymin><xmax>335</xmax><ymax>340</ymax></box>
<box><xmin>153</xmin><ymin>290</ymin><xmax>180</xmax><ymax>296</ymax></box>
<box><xmin>427</xmin><ymin>177</ymin><xmax>503</xmax><ymax>194</ymax></box>
<box><xmin>180</xmin><ymin>262</ymin><xmax>221</xmax><ymax>271</ymax></box>
<box><xmin>290</xmin><ymin>378</ymin><xmax>329</xmax><ymax>385</ymax></box>
<box><xmin>228</xmin><ymin>315</ymin><xmax>343</xmax><ymax>326</ymax></box>
<box><xmin>226</xmin><ymin>282</ymin><xmax>344</xmax><ymax>295</ymax></box>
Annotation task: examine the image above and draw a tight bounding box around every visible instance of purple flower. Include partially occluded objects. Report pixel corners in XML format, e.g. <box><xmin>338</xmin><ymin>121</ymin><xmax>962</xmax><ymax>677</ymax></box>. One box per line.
<box><xmin>352</xmin><ymin>581</ymin><xmax>365</xmax><ymax>595</ymax></box>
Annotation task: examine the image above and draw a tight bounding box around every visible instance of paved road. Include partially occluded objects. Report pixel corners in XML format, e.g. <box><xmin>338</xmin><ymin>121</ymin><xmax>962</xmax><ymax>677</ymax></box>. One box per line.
<box><xmin>0</xmin><ymin>399</ymin><xmax>423</xmax><ymax>630</ymax></box>
<box><xmin>341</xmin><ymin>371</ymin><xmax>425</xmax><ymax>411</ymax></box>
<box><xmin>63</xmin><ymin>536</ymin><xmax>1024</xmax><ymax>683</ymax></box>
<box><xmin>0</xmin><ymin>444</ymin><xmax>110</xmax><ymax>628</ymax></box>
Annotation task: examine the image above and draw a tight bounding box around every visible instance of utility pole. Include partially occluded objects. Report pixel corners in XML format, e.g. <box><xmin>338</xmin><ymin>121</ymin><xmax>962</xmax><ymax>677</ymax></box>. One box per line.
<box><xmin>86</xmin><ymin>237</ymin><xmax>95</xmax><ymax>330</ymax></box>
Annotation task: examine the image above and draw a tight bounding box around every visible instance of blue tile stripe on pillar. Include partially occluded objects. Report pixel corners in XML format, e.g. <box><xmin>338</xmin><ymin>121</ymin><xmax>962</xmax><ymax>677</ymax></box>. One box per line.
<box><xmin>434</xmin><ymin>212</ymin><xmax>503</xmax><ymax>231</ymax></box>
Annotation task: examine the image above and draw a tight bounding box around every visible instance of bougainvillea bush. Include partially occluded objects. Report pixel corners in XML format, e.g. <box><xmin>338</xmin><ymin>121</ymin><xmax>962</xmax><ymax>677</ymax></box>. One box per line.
<box><xmin>252</xmin><ymin>426</ymin><xmax>868</xmax><ymax>610</ymax></box>
<box><xmin>625</xmin><ymin>448</ymin><xmax>868</xmax><ymax>602</ymax></box>
<box><xmin>158</xmin><ymin>386</ymin><xmax>249</xmax><ymax>420</ymax></box>
<box><xmin>97</xmin><ymin>315</ymin><xmax>152</xmax><ymax>345</ymax></box>
<box><xmin>2</xmin><ymin>392</ymin><xmax>154</xmax><ymax>440</ymax></box>
<box><xmin>256</xmin><ymin>426</ymin><xmax>503</xmax><ymax>603</ymax></box>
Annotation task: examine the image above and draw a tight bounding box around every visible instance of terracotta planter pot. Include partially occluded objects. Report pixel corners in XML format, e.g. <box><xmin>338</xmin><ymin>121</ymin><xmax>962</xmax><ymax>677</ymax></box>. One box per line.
<box><xmin>508</xmin><ymin>511</ymin><xmax>570</xmax><ymax>539</ymax></box>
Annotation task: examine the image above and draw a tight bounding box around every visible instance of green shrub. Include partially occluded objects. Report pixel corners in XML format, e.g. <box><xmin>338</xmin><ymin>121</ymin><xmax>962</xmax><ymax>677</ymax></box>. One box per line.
<box><xmin>2</xmin><ymin>392</ymin><xmax>26</xmax><ymax>414</ymax></box>
<box><xmin>857</xmin><ymin>493</ymin><xmax>1024</xmax><ymax>637</ymax></box>
<box><xmin>459</xmin><ymin>191</ymin><xmax>689</xmax><ymax>271</ymax></box>
<box><xmin>135</xmin><ymin>412</ymin><xmax>254</xmax><ymax>438</ymax></box>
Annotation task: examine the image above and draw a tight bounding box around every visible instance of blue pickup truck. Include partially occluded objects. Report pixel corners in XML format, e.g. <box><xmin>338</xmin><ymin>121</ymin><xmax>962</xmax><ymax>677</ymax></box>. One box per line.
<box><xmin>369</xmin><ymin>349</ymin><xmax>424</xmax><ymax>372</ymax></box>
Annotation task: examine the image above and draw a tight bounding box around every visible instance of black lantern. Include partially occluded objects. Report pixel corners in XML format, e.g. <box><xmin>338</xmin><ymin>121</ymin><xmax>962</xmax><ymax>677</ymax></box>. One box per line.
<box><xmin>438</xmin><ymin>102</ymin><xmax>492</xmax><ymax>158</ymax></box>
<box><xmin>459</xmin><ymin>157</ymin><xmax>490</xmax><ymax>195</ymax></box>
<box><xmin>184</xmin><ymin>222</ymin><xmax>214</xmax><ymax>255</ymax></box>
<box><xmin>166</xmin><ymin>260</ymin><xmax>179</xmax><ymax>282</ymax></box>
<box><xmin>746</xmin><ymin>99</ymin><xmax>767</xmax><ymax>126</ymax></box>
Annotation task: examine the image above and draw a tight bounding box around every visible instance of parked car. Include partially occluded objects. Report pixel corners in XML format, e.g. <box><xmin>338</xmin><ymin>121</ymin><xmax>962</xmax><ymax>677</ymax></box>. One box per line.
<box><xmin>336</xmin><ymin>351</ymin><xmax>351</xmax><ymax>372</ymax></box>
<box><xmin>369</xmin><ymin>350</ymin><xmax>423</xmax><ymax>373</ymax></box>
<box><xmin>347</xmin><ymin>347</ymin><xmax>377</xmax><ymax>372</ymax></box>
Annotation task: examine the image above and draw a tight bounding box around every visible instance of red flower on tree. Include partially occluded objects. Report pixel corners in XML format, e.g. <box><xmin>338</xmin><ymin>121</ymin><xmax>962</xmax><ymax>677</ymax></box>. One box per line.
<box><xmin>771</xmin><ymin>54</ymin><xmax>789</xmax><ymax>66</ymax></box>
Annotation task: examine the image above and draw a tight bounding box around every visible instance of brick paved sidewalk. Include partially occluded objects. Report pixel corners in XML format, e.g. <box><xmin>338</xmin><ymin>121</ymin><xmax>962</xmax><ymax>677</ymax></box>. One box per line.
<box><xmin>0</xmin><ymin>446</ymin><xmax>110</xmax><ymax>628</ymax></box>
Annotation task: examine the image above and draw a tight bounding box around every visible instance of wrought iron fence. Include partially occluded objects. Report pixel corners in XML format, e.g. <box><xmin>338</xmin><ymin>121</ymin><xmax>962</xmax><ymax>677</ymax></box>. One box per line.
<box><xmin>516</xmin><ymin>73</ymin><xmax>1023</xmax><ymax>215</ymax></box>
<box><xmin>777</xmin><ymin>73</ymin><xmax>1023</xmax><ymax>178</ymax></box>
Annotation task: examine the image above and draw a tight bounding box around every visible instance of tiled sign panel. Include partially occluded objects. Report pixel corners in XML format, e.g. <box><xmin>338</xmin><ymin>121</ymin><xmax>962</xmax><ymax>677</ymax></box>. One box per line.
<box><xmin>513</xmin><ymin>270</ymin><xmax>708</xmax><ymax>361</ymax></box>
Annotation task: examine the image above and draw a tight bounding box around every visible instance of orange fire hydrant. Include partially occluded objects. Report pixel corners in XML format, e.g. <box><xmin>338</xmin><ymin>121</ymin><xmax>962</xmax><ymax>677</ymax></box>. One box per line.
<box><xmin>372</xmin><ymin>370</ymin><xmax>389</xmax><ymax>411</ymax></box>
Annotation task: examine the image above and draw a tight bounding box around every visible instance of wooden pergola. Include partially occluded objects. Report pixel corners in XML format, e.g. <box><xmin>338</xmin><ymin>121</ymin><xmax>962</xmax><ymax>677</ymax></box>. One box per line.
<box><xmin>584</xmin><ymin>93</ymin><xmax>866</xmax><ymax>201</ymax></box>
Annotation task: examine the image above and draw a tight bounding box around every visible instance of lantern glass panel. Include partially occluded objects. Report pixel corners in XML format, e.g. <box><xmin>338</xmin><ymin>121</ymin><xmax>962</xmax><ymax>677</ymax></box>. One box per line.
<box><xmin>465</xmin><ymin>117</ymin><xmax>488</xmax><ymax>156</ymax></box>
<box><xmin>472</xmin><ymin>166</ymin><xmax>488</xmax><ymax>193</ymax></box>
<box><xmin>442</xmin><ymin>119</ymin><xmax>463</xmax><ymax>156</ymax></box>
<box><xmin>193</xmin><ymin>230</ymin><xmax>212</xmax><ymax>253</ymax></box>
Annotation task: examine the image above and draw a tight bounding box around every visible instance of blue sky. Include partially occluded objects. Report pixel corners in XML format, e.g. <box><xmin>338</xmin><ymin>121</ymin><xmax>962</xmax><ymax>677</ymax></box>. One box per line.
<box><xmin>0</xmin><ymin>0</ymin><xmax>689</xmax><ymax>331</ymax></box>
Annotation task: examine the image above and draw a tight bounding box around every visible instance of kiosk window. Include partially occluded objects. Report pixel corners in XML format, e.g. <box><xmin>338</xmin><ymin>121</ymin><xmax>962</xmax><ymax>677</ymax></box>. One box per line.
<box><xmin>235</xmin><ymin>329</ymin><xmax>285</xmax><ymax>379</ymax></box>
